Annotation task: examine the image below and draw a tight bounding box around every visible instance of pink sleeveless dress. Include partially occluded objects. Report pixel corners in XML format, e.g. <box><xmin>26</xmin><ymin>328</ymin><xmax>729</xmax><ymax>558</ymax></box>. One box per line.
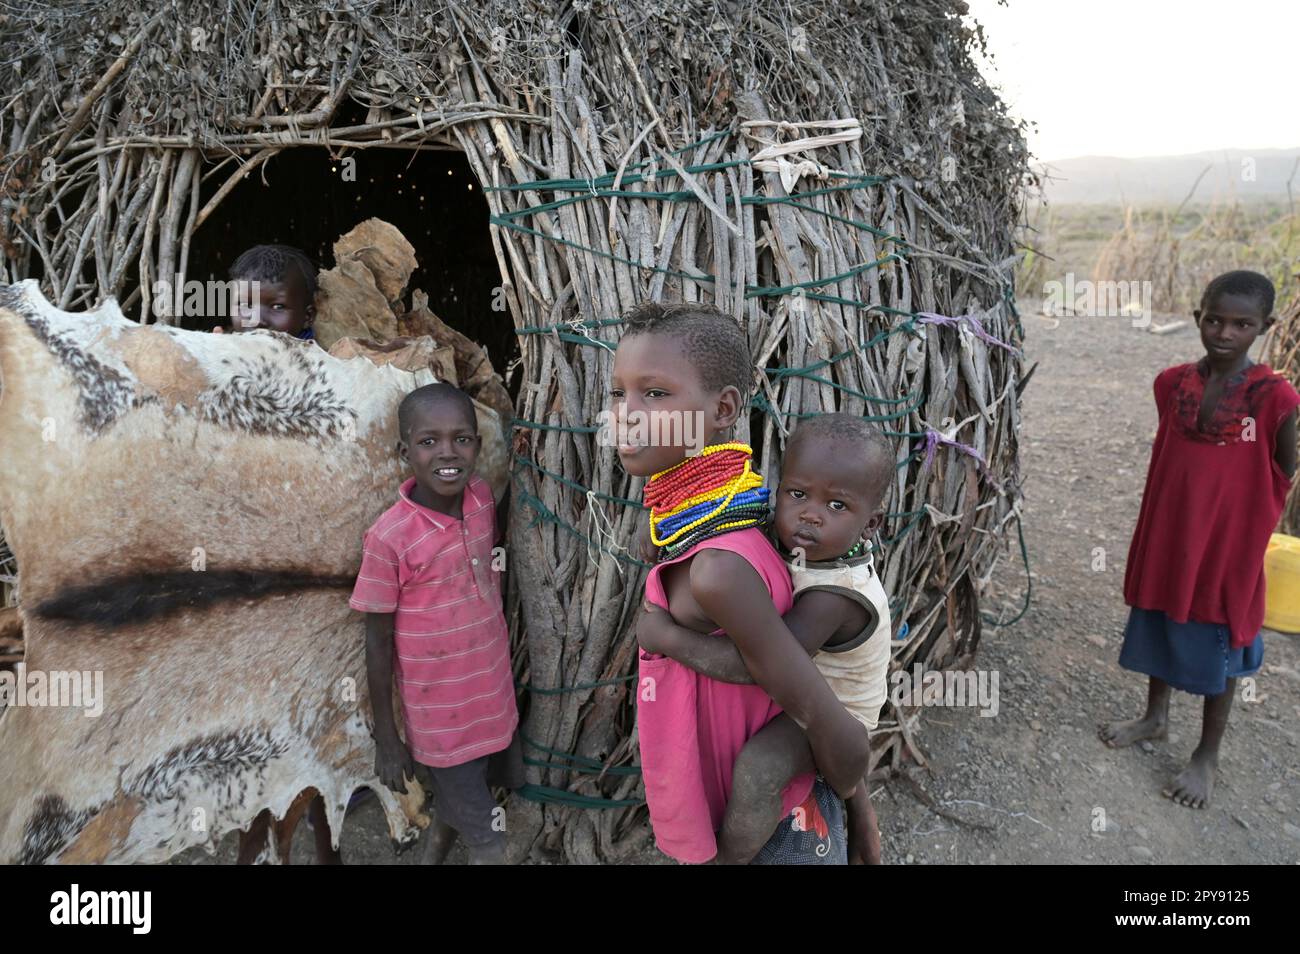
<box><xmin>637</xmin><ymin>527</ymin><xmax>816</xmax><ymax>863</ymax></box>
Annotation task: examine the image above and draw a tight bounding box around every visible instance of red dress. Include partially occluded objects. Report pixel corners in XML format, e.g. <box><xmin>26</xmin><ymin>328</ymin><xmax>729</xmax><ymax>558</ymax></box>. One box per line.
<box><xmin>1124</xmin><ymin>359</ymin><xmax>1300</xmax><ymax>649</ymax></box>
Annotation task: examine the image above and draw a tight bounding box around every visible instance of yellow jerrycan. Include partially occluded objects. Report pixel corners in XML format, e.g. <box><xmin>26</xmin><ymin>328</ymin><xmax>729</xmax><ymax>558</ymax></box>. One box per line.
<box><xmin>1264</xmin><ymin>533</ymin><xmax>1300</xmax><ymax>632</ymax></box>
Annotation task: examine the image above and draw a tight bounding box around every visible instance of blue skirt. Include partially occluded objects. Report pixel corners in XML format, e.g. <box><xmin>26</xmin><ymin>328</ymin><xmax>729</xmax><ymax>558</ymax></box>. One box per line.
<box><xmin>1118</xmin><ymin>607</ymin><xmax>1263</xmax><ymax>696</ymax></box>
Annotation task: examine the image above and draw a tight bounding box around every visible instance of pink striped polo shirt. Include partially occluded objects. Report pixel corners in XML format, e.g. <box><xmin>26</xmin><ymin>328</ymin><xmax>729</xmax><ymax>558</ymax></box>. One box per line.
<box><xmin>349</xmin><ymin>474</ymin><xmax>518</xmax><ymax>768</ymax></box>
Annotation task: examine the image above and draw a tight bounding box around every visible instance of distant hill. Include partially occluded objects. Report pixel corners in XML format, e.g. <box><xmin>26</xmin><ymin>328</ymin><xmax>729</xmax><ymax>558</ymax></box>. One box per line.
<box><xmin>1038</xmin><ymin>148</ymin><xmax>1300</xmax><ymax>205</ymax></box>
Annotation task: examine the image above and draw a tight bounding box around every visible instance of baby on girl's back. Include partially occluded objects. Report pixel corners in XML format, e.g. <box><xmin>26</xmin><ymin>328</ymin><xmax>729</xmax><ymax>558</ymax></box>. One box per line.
<box><xmin>638</xmin><ymin>412</ymin><xmax>894</xmax><ymax>863</ymax></box>
<box><xmin>611</xmin><ymin>301</ymin><xmax>884</xmax><ymax>864</ymax></box>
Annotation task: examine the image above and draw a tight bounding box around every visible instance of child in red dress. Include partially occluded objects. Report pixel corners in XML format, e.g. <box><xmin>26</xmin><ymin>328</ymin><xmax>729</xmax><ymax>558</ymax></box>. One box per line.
<box><xmin>1100</xmin><ymin>270</ymin><xmax>1299</xmax><ymax>809</ymax></box>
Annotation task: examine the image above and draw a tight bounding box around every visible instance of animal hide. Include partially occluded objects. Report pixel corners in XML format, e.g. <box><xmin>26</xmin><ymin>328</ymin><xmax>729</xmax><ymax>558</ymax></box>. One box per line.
<box><xmin>312</xmin><ymin>218</ymin><xmax>416</xmax><ymax>350</ymax></box>
<box><xmin>0</xmin><ymin>280</ymin><xmax>509</xmax><ymax>863</ymax></box>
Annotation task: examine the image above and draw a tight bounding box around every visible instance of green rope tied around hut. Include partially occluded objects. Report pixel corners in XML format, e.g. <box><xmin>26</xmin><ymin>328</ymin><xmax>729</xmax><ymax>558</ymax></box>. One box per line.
<box><xmin>498</xmin><ymin>131</ymin><xmax>1027</xmax><ymax>809</ymax></box>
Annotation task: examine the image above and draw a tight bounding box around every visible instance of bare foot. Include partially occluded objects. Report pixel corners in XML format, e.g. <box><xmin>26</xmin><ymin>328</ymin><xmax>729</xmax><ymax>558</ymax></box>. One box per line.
<box><xmin>1163</xmin><ymin>752</ymin><xmax>1216</xmax><ymax>809</ymax></box>
<box><xmin>848</xmin><ymin>840</ymin><xmax>882</xmax><ymax>865</ymax></box>
<box><xmin>848</xmin><ymin>821</ymin><xmax>882</xmax><ymax>865</ymax></box>
<box><xmin>1099</xmin><ymin>714</ymin><xmax>1167</xmax><ymax>748</ymax></box>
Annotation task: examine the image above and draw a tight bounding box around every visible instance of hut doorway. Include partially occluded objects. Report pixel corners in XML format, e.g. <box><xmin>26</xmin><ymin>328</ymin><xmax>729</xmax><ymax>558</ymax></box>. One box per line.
<box><xmin>185</xmin><ymin>144</ymin><xmax>519</xmax><ymax>394</ymax></box>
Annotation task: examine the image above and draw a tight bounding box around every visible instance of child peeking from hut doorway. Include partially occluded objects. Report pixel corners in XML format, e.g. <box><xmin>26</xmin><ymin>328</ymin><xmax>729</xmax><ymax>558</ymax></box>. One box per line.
<box><xmin>610</xmin><ymin>302</ymin><xmax>872</xmax><ymax>865</ymax></box>
<box><xmin>1100</xmin><ymin>270</ymin><xmax>1300</xmax><ymax>810</ymax></box>
<box><xmin>211</xmin><ymin>244</ymin><xmax>318</xmax><ymax>340</ymax></box>
<box><xmin>637</xmin><ymin>413</ymin><xmax>894</xmax><ymax>864</ymax></box>
<box><xmin>350</xmin><ymin>383</ymin><xmax>522</xmax><ymax>864</ymax></box>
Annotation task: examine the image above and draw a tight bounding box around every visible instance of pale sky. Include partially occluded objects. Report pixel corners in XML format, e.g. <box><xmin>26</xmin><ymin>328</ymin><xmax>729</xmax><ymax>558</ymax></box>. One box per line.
<box><xmin>963</xmin><ymin>0</ymin><xmax>1300</xmax><ymax>161</ymax></box>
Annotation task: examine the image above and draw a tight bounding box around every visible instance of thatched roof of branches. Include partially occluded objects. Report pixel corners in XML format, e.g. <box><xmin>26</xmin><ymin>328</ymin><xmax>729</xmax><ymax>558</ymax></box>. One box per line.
<box><xmin>1</xmin><ymin>0</ymin><xmax>1028</xmax><ymax>303</ymax></box>
<box><xmin>1</xmin><ymin>0</ymin><xmax>1033</xmax><ymax>862</ymax></box>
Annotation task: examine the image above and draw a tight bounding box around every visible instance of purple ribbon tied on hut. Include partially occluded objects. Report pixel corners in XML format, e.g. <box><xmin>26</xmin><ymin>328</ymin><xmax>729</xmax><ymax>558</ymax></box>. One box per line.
<box><xmin>921</xmin><ymin>426</ymin><xmax>991</xmax><ymax>477</ymax></box>
<box><xmin>916</xmin><ymin>311</ymin><xmax>1021</xmax><ymax>356</ymax></box>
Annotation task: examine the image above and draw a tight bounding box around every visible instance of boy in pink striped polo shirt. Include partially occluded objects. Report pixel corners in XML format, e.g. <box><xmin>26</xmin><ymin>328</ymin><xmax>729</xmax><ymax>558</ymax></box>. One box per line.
<box><xmin>350</xmin><ymin>383</ymin><xmax>519</xmax><ymax>864</ymax></box>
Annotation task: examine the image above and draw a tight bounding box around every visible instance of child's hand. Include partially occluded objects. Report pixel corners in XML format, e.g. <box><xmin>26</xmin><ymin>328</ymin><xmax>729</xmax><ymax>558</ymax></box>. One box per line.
<box><xmin>375</xmin><ymin>735</ymin><xmax>416</xmax><ymax>795</ymax></box>
<box><xmin>808</xmin><ymin>716</ymin><xmax>870</xmax><ymax>801</ymax></box>
<box><xmin>636</xmin><ymin>599</ymin><xmax>677</xmax><ymax>656</ymax></box>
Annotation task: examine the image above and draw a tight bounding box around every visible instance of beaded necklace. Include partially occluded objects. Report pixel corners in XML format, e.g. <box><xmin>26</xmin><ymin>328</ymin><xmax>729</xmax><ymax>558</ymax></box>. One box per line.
<box><xmin>838</xmin><ymin>539</ymin><xmax>867</xmax><ymax>560</ymax></box>
<box><xmin>644</xmin><ymin>443</ymin><xmax>770</xmax><ymax>560</ymax></box>
<box><xmin>777</xmin><ymin>536</ymin><xmax>868</xmax><ymax>563</ymax></box>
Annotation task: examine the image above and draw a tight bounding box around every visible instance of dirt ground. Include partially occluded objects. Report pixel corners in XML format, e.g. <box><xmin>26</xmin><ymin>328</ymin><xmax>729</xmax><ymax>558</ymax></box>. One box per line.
<box><xmin>177</xmin><ymin>305</ymin><xmax>1300</xmax><ymax>865</ymax></box>
<box><xmin>873</xmin><ymin>306</ymin><xmax>1300</xmax><ymax>866</ymax></box>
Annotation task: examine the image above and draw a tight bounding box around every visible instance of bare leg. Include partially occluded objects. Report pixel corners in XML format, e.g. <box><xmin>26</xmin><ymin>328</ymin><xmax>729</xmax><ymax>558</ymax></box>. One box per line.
<box><xmin>1164</xmin><ymin>679</ymin><xmax>1234</xmax><ymax>809</ymax></box>
<box><xmin>1099</xmin><ymin>676</ymin><xmax>1170</xmax><ymax>747</ymax></box>
<box><xmin>845</xmin><ymin>781</ymin><xmax>881</xmax><ymax>865</ymax></box>
<box><xmin>715</xmin><ymin>714</ymin><xmax>815</xmax><ymax>865</ymax></box>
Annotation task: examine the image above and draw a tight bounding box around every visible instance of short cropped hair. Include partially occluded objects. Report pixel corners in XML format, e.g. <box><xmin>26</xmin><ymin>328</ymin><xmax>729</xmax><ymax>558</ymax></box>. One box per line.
<box><xmin>790</xmin><ymin>413</ymin><xmax>893</xmax><ymax>463</ymax></box>
<box><xmin>1200</xmin><ymin>270</ymin><xmax>1275</xmax><ymax>317</ymax></box>
<box><xmin>398</xmin><ymin>382</ymin><xmax>477</xmax><ymax>441</ymax></box>
<box><xmin>621</xmin><ymin>302</ymin><xmax>753</xmax><ymax>399</ymax></box>
<box><xmin>229</xmin><ymin>244</ymin><xmax>319</xmax><ymax>299</ymax></box>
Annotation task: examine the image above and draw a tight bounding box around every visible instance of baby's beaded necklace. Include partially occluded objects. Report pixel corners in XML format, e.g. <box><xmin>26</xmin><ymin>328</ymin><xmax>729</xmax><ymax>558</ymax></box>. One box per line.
<box><xmin>780</xmin><ymin>537</ymin><xmax>868</xmax><ymax>562</ymax></box>
<box><xmin>644</xmin><ymin>442</ymin><xmax>770</xmax><ymax>560</ymax></box>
